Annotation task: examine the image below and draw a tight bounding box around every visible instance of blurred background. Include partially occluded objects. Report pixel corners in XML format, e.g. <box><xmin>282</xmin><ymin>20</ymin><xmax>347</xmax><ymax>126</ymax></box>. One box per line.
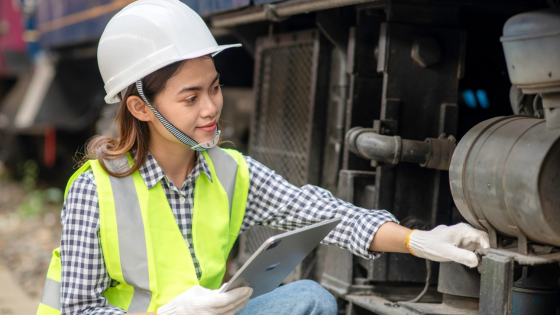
<box><xmin>0</xmin><ymin>1</ymin><xmax>255</xmax><ymax>312</ymax></box>
<box><xmin>1</xmin><ymin>0</ymin><xmax>559</xmax><ymax>314</ymax></box>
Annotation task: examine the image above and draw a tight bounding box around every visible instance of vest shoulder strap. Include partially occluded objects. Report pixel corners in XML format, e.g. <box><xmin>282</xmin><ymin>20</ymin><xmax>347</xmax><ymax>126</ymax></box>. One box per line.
<box><xmin>204</xmin><ymin>147</ymin><xmax>239</xmax><ymax>216</ymax></box>
<box><xmin>104</xmin><ymin>154</ymin><xmax>132</xmax><ymax>173</ymax></box>
<box><xmin>64</xmin><ymin>160</ymin><xmax>92</xmax><ymax>199</ymax></box>
<box><xmin>217</xmin><ymin>148</ymin><xmax>250</xmax><ymax>249</ymax></box>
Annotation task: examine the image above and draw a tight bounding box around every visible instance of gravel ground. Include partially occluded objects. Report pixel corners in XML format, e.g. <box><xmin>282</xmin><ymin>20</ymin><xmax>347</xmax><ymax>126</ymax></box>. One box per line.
<box><xmin>0</xmin><ymin>181</ymin><xmax>62</xmax><ymax>299</ymax></box>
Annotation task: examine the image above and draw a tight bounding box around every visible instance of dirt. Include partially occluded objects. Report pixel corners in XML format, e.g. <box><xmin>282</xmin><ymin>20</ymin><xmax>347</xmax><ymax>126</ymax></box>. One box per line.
<box><xmin>0</xmin><ymin>181</ymin><xmax>62</xmax><ymax>314</ymax></box>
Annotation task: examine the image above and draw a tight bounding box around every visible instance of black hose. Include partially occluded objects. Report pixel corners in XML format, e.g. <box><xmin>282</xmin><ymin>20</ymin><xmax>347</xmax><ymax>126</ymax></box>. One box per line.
<box><xmin>404</xmin><ymin>259</ymin><xmax>432</xmax><ymax>303</ymax></box>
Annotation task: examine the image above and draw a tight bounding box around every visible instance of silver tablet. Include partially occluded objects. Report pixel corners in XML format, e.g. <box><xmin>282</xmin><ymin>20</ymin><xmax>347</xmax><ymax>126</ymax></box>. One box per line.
<box><xmin>220</xmin><ymin>217</ymin><xmax>341</xmax><ymax>299</ymax></box>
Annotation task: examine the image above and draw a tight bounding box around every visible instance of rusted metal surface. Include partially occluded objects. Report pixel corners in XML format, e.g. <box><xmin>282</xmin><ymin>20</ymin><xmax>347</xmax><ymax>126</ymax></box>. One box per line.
<box><xmin>420</xmin><ymin>136</ymin><xmax>456</xmax><ymax>170</ymax></box>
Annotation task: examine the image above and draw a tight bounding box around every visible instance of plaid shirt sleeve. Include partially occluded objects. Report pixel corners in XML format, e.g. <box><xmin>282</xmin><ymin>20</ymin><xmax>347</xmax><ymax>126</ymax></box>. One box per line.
<box><xmin>241</xmin><ymin>156</ymin><xmax>399</xmax><ymax>259</ymax></box>
<box><xmin>60</xmin><ymin>170</ymin><xmax>125</xmax><ymax>315</ymax></box>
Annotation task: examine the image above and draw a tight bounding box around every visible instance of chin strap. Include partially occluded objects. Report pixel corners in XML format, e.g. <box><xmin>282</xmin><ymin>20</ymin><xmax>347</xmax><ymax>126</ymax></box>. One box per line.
<box><xmin>136</xmin><ymin>80</ymin><xmax>220</xmax><ymax>152</ymax></box>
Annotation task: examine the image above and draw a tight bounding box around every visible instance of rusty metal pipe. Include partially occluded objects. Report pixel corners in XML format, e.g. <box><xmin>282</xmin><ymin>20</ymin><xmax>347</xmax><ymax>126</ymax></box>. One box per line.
<box><xmin>345</xmin><ymin>127</ymin><xmax>409</xmax><ymax>164</ymax></box>
<box><xmin>345</xmin><ymin>127</ymin><xmax>455</xmax><ymax>170</ymax></box>
<box><xmin>346</xmin><ymin>127</ymin><xmax>421</xmax><ymax>164</ymax></box>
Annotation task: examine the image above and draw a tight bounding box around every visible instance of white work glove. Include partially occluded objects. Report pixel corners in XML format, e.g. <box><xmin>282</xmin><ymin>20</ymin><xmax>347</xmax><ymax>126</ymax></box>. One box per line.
<box><xmin>407</xmin><ymin>223</ymin><xmax>490</xmax><ymax>268</ymax></box>
<box><xmin>156</xmin><ymin>284</ymin><xmax>253</xmax><ymax>315</ymax></box>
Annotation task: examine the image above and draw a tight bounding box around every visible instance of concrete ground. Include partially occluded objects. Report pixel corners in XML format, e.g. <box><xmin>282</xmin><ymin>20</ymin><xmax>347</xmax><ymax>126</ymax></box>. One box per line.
<box><xmin>0</xmin><ymin>264</ymin><xmax>40</xmax><ymax>315</ymax></box>
<box><xmin>0</xmin><ymin>181</ymin><xmax>62</xmax><ymax>315</ymax></box>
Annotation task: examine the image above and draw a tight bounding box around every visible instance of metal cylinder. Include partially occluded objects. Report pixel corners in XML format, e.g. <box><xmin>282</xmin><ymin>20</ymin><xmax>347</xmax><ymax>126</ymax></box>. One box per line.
<box><xmin>449</xmin><ymin>116</ymin><xmax>560</xmax><ymax>247</ymax></box>
<box><xmin>512</xmin><ymin>264</ymin><xmax>559</xmax><ymax>315</ymax></box>
<box><xmin>501</xmin><ymin>8</ymin><xmax>560</xmax><ymax>131</ymax></box>
<box><xmin>512</xmin><ymin>288</ymin><xmax>557</xmax><ymax>315</ymax></box>
<box><xmin>501</xmin><ymin>9</ymin><xmax>560</xmax><ymax>95</ymax></box>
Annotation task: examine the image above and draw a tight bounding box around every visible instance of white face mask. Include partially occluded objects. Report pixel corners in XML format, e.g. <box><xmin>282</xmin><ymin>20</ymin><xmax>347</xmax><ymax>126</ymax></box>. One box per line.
<box><xmin>190</xmin><ymin>130</ymin><xmax>221</xmax><ymax>151</ymax></box>
<box><xmin>135</xmin><ymin>80</ymin><xmax>220</xmax><ymax>152</ymax></box>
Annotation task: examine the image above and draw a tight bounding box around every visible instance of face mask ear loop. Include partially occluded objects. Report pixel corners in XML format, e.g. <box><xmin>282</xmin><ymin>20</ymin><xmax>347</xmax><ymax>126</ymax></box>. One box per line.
<box><xmin>135</xmin><ymin>80</ymin><xmax>219</xmax><ymax>152</ymax></box>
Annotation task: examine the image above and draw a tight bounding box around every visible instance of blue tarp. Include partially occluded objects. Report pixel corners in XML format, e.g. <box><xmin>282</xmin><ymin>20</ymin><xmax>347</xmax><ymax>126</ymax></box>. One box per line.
<box><xmin>36</xmin><ymin>0</ymin><xmax>255</xmax><ymax>48</ymax></box>
<box><xmin>184</xmin><ymin>0</ymin><xmax>251</xmax><ymax>17</ymax></box>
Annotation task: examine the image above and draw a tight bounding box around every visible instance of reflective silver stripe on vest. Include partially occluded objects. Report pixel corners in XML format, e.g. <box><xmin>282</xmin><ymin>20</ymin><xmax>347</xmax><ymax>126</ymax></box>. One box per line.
<box><xmin>106</xmin><ymin>157</ymin><xmax>152</xmax><ymax>312</ymax></box>
<box><xmin>40</xmin><ymin>278</ymin><xmax>61</xmax><ymax>310</ymax></box>
<box><xmin>102</xmin><ymin>150</ymin><xmax>237</xmax><ymax>311</ymax></box>
<box><xmin>206</xmin><ymin>147</ymin><xmax>238</xmax><ymax>216</ymax></box>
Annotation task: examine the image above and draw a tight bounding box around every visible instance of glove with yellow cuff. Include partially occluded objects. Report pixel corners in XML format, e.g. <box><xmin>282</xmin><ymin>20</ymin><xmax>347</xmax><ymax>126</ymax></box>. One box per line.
<box><xmin>406</xmin><ymin>223</ymin><xmax>490</xmax><ymax>268</ymax></box>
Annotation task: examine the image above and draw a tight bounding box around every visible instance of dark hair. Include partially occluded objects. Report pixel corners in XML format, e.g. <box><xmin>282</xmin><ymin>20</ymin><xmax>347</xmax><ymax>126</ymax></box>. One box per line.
<box><xmin>83</xmin><ymin>60</ymin><xmax>186</xmax><ymax>177</ymax></box>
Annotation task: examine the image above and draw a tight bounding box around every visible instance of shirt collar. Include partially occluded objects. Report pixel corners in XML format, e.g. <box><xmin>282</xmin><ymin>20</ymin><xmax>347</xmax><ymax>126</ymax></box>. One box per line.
<box><xmin>138</xmin><ymin>152</ymin><xmax>213</xmax><ymax>189</ymax></box>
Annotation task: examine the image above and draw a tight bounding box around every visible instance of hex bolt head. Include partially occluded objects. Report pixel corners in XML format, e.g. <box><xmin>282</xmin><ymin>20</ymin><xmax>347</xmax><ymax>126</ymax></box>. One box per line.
<box><xmin>411</xmin><ymin>37</ymin><xmax>442</xmax><ymax>68</ymax></box>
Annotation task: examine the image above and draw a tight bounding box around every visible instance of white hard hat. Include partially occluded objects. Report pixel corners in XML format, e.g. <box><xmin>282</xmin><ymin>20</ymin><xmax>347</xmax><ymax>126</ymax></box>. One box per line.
<box><xmin>98</xmin><ymin>0</ymin><xmax>240</xmax><ymax>104</ymax></box>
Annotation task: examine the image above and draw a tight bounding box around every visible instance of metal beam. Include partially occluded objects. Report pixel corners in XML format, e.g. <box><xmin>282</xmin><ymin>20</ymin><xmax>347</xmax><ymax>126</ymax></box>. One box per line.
<box><xmin>211</xmin><ymin>0</ymin><xmax>385</xmax><ymax>28</ymax></box>
<box><xmin>479</xmin><ymin>253</ymin><xmax>514</xmax><ymax>315</ymax></box>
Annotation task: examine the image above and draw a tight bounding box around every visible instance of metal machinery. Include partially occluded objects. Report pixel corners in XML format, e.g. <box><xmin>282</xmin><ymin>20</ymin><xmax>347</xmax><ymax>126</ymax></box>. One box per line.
<box><xmin>327</xmin><ymin>5</ymin><xmax>560</xmax><ymax>315</ymax></box>
<box><xmin>449</xmin><ymin>9</ymin><xmax>560</xmax><ymax>315</ymax></box>
<box><xmin>208</xmin><ymin>2</ymin><xmax>560</xmax><ymax>314</ymax></box>
<box><xmin>2</xmin><ymin>0</ymin><xmax>559</xmax><ymax>314</ymax></box>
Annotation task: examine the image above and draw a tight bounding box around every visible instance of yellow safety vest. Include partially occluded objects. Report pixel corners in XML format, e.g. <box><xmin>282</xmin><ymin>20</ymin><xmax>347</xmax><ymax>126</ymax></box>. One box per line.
<box><xmin>37</xmin><ymin>147</ymin><xmax>250</xmax><ymax>315</ymax></box>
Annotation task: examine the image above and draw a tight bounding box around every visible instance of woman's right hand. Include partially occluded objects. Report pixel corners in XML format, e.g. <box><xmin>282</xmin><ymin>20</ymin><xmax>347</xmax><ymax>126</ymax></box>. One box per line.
<box><xmin>156</xmin><ymin>284</ymin><xmax>253</xmax><ymax>315</ymax></box>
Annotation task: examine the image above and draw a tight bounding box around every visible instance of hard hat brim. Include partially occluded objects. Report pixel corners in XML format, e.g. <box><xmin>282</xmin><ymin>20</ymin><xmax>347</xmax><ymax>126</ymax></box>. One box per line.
<box><xmin>104</xmin><ymin>43</ymin><xmax>242</xmax><ymax>104</ymax></box>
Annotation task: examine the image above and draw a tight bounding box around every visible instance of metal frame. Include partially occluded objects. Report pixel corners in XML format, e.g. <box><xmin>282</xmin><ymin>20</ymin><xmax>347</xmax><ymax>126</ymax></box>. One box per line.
<box><xmin>248</xmin><ymin>29</ymin><xmax>330</xmax><ymax>187</ymax></box>
<box><xmin>240</xmin><ymin>29</ymin><xmax>331</xmax><ymax>282</ymax></box>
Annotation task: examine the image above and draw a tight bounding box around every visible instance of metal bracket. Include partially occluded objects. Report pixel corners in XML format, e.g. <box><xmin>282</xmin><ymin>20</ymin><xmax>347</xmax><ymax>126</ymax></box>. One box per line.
<box><xmin>508</xmin><ymin>226</ymin><xmax>530</xmax><ymax>255</ymax></box>
<box><xmin>478</xmin><ymin>219</ymin><xmax>498</xmax><ymax>248</ymax></box>
<box><xmin>479</xmin><ymin>253</ymin><xmax>514</xmax><ymax>315</ymax></box>
<box><xmin>372</xmin><ymin>119</ymin><xmax>398</xmax><ymax>136</ymax></box>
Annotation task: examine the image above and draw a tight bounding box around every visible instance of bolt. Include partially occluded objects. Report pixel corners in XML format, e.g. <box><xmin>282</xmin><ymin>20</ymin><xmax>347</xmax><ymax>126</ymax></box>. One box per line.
<box><xmin>411</xmin><ymin>37</ymin><xmax>441</xmax><ymax>68</ymax></box>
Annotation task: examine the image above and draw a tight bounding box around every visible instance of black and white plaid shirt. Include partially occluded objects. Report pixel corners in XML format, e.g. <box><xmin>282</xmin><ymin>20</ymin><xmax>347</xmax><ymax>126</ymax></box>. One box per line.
<box><xmin>60</xmin><ymin>152</ymin><xmax>397</xmax><ymax>315</ymax></box>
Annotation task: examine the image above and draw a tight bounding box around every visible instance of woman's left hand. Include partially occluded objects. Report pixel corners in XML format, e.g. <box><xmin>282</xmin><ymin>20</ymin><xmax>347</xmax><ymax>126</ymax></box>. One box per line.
<box><xmin>406</xmin><ymin>223</ymin><xmax>490</xmax><ymax>268</ymax></box>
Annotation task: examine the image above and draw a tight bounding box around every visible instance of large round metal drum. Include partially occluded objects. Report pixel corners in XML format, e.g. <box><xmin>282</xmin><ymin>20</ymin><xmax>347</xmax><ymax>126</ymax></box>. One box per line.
<box><xmin>449</xmin><ymin>116</ymin><xmax>560</xmax><ymax>247</ymax></box>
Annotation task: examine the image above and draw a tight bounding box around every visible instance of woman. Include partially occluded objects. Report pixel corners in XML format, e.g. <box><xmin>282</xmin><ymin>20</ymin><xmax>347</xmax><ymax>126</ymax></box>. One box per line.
<box><xmin>37</xmin><ymin>1</ymin><xmax>489</xmax><ymax>315</ymax></box>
